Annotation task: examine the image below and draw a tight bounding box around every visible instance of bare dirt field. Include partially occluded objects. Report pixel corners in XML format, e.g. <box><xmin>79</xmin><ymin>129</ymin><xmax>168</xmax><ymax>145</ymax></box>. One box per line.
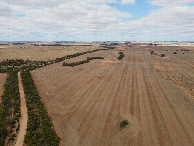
<box><xmin>0</xmin><ymin>44</ymin><xmax>99</xmax><ymax>61</ymax></box>
<box><xmin>0</xmin><ymin>73</ymin><xmax>7</xmax><ymax>102</ymax></box>
<box><xmin>31</xmin><ymin>44</ymin><xmax>194</xmax><ymax>146</ymax></box>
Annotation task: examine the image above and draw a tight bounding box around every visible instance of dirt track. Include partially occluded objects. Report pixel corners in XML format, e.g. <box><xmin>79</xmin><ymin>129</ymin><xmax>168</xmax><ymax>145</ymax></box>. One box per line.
<box><xmin>15</xmin><ymin>72</ymin><xmax>27</xmax><ymax>146</ymax></box>
<box><xmin>31</xmin><ymin>45</ymin><xmax>194</xmax><ymax>146</ymax></box>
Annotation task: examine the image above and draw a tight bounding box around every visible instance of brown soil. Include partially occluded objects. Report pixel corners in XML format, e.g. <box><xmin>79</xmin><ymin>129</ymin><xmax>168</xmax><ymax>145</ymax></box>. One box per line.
<box><xmin>31</xmin><ymin>45</ymin><xmax>194</xmax><ymax>146</ymax></box>
<box><xmin>15</xmin><ymin>72</ymin><xmax>28</xmax><ymax>146</ymax></box>
<box><xmin>0</xmin><ymin>44</ymin><xmax>100</xmax><ymax>61</ymax></box>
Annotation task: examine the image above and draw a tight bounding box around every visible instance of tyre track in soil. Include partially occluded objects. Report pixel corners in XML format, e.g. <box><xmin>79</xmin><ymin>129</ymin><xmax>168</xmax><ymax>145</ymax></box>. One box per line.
<box><xmin>65</xmin><ymin>50</ymin><xmax>124</xmax><ymax>145</ymax></box>
<box><xmin>143</xmin><ymin>54</ymin><xmax>183</xmax><ymax>145</ymax></box>
<box><xmin>32</xmin><ymin>50</ymin><xmax>113</xmax><ymax>107</ymax></box>
<box><xmin>78</xmin><ymin>47</ymin><xmax>126</xmax><ymax>145</ymax></box>
<box><xmin>141</xmin><ymin>66</ymin><xmax>172</xmax><ymax>146</ymax></box>
<box><xmin>153</xmin><ymin>55</ymin><xmax>194</xmax><ymax>99</ymax></box>
<box><xmin>143</xmin><ymin>52</ymin><xmax>194</xmax><ymax>145</ymax></box>
<box><xmin>89</xmin><ymin>54</ymin><xmax>124</xmax><ymax>146</ymax></box>
<box><xmin>132</xmin><ymin>51</ymin><xmax>142</xmax><ymax>145</ymax></box>
<box><xmin>15</xmin><ymin>72</ymin><xmax>27</xmax><ymax>146</ymax></box>
<box><xmin>33</xmin><ymin>61</ymin><xmax>99</xmax><ymax>108</ymax></box>
<box><xmin>150</xmin><ymin>70</ymin><xmax>193</xmax><ymax>146</ymax></box>
<box><xmin>78</xmin><ymin>66</ymin><xmax>120</xmax><ymax>145</ymax></box>
<box><xmin>133</xmin><ymin>51</ymin><xmax>164</xmax><ymax>145</ymax></box>
<box><xmin>100</xmin><ymin>63</ymin><xmax>128</xmax><ymax>145</ymax></box>
<box><xmin>137</xmin><ymin>53</ymin><xmax>155</xmax><ymax>145</ymax></box>
<box><xmin>61</xmin><ymin>52</ymin><xmax>118</xmax><ymax>121</ymax></box>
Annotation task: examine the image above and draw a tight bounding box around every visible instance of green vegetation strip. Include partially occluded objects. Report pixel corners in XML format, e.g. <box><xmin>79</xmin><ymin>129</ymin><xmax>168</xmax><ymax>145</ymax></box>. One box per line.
<box><xmin>21</xmin><ymin>71</ymin><xmax>60</xmax><ymax>145</ymax></box>
<box><xmin>118</xmin><ymin>52</ymin><xmax>125</xmax><ymax>60</ymax></box>
<box><xmin>63</xmin><ymin>57</ymin><xmax>104</xmax><ymax>67</ymax></box>
<box><xmin>0</xmin><ymin>48</ymin><xmax>113</xmax><ymax>73</ymax></box>
<box><xmin>0</xmin><ymin>71</ymin><xmax>20</xmax><ymax>145</ymax></box>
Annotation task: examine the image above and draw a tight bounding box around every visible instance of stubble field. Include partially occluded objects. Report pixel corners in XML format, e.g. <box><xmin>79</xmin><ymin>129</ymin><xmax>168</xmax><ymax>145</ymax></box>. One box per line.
<box><xmin>0</xmin><ymin>44</ymin><xmax>98</xmax><ymax>61</ymax></box>
<box><xmin>30</xmin><ymin>44</ymin><xmax>194</xmax><ymax>146</ymax></box>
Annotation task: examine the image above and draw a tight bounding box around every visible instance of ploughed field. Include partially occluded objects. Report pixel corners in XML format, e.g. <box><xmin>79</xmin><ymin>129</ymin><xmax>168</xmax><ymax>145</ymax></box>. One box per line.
<box><xmin>31</xmin><ymin>45</ymin><xmax>194</xmax><ymax>146</ymax></box>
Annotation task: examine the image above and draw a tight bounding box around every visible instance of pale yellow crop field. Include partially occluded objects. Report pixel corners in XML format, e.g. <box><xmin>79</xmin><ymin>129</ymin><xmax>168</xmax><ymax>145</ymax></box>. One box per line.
<box><xmin>0</xmin><ymin>44</ymin><xmax>100</xmax><ymax>61</ymax></box>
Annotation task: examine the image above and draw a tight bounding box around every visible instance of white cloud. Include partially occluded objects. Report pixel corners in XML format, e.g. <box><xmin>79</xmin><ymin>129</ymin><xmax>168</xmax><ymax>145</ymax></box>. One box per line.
<box><xmin>0</xmin><ymin>0</ymin><xmax>194</xmax><ymax>41</ymax></box>
<box><xmin>149</xmin><ymin>0</ymin><xmax>194</xmax><ymax>7</ymax></box>
<box><xmin>121</xmin><ymin>0</ymin><xmax>135</xmax><ymax>5</ymax></box>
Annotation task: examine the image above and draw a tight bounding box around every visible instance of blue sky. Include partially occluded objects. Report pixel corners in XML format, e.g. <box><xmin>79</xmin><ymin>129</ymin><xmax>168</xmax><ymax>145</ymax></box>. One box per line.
<box><xmin>108</xmin><ymin>0</ymin><xmax>161</xmax><ymax>20</ymax></box>
<box><xmin>1</xmin><ymin>0</ymin><xmax>194</xmax><ymax>41</ymax></box>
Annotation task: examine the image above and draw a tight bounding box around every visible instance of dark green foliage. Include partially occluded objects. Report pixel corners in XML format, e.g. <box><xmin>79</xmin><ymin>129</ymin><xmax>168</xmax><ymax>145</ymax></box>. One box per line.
<box><xmin>63</xmin><ymin>57</ymin><xmax>104</xmax><ymax>67</ymax></box>
<box><xmin>161</xmin><ymin>54</ymin><xmax>165</xmax><ymax>57</ymax></box>
<box><xmin>150</xmin><ymin>51</ymin><xmax>154</xmax><ymax>54</ymax></box>
<box><xmin>173</xmin><ymin>52</ymin><xmax>177</xmax><ymax>54</ymax></box>
<box><xmin>21</xmin><ymin>71</ymin><xmax>60</xmax><ymax>146</ymax></box>
<box><xmin>0</xmin><ymin>47</ymin><xmax>114</xmax><ymax>73</ymax></box>
<box><xmin>120</xmin><ymin>120</ymin><xmax>129</xmax><ymax>129</ymax></box>
<box><xmin>150</xmin><ymin>51</ymin><xmax>157</xmax><ymax>55</ymax></box>
<box><xmin>118</xmin><ymin>52</ymin><xmax>125</xmax><ymax>60</ymax></box>
<box><xmin>0</xmin><ymin>71</ymin><xmax>20</xmax><ymax>145</ymax></box>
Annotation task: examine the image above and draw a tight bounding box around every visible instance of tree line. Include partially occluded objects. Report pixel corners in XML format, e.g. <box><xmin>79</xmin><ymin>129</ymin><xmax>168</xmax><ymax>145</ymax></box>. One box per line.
<box><xmin>0</xmin><ymin>71</ymin><xmax>20</xmax><ymax>145</ymax></box>
<box><xmin>21</xmin><ymin>71</ymin><xmax>60</xmax><ymax>145</ymax></box>
<box><xmin>63</xmin><ymin>57</ymin><xmax>104</xmax><ymax>67</ymax></box>
<box><xmin>0</xmin><ymin>47</ymin><xmax>114</xmax><ymax>73</ymax></box>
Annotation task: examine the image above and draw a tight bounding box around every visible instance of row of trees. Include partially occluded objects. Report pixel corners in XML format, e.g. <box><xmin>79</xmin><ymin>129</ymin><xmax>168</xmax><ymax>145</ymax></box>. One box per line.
<box><xmin>0</xmin><ymin>71</ymin><xmax>21</xmax><ymax>145</ymax></box>
<box><xmin>63</xmin><ymin>57</ymin><xmax>104</xmax><ymax>67</ymax></box>
<box><xmin>0</xmin><ymin>47</ymin><xmax>114</xmax><ymax>73</ymax></box>
<box><xmin>118</xmin><ymin>52</ymin><xmax>125</xmax><ymax>60</ymax></box>
<box><xmin>21</xmin><ymin>71</ymin><xmax>60</xmax><ymax>145</ymax></box>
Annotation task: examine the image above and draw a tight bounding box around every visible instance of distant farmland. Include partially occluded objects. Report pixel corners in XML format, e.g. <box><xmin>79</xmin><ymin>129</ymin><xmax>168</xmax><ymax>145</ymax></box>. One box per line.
<box><xmin>0</xmin><ymin>44</ymin><xmax>99</xmax><ymax>61</ymax></box>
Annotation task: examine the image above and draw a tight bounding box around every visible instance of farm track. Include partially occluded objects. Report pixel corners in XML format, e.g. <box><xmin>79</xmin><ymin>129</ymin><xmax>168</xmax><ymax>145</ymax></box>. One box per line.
<box><xmin>15</xmin><ymin>72</ymin><xmax>27</xmax><ymax>146</ymax></box>
<box><xmin>31</xmin><ymin>46</ymin><xmax>194</xmax><ymax>146</ymax></box>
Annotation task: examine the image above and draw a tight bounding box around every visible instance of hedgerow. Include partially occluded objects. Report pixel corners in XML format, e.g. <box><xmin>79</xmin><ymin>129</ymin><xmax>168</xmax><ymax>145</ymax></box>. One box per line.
<box><xmin>63</xmin><ymin>57</ymin><xmax>104</xmax><ymax>67</ymax></box>
<box><xmin>0</xmin><ymin>71</ymin><xmax>20</xmax><ymax>145</ymax></box>
<box><xmin>21</xmin><ymin>71</ymin><xmax>60</xmax><ymax>146</ymax></box>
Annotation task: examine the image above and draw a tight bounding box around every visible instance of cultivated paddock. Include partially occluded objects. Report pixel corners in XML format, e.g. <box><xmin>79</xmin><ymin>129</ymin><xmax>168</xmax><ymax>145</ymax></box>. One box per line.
<box><xmin>0</xmin><ymin>44</ymin><xmax>99</xmax><ymax>61</ymax></box>
<box><xmin>31</xmin><ymin>45</ymin><xmax>194</xmax><ymax>146</ymax></box>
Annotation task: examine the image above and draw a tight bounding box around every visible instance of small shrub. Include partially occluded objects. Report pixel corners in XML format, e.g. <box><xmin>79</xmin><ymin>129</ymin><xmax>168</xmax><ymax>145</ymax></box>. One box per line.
<box><xmin>150</xmin><ymin>51</ymin><xmax>154</xmax><ymax>54</ymax></box>
<box><xmin>120</xmin><ymin>120</ymin><xmax>129</xmax><ymax>129</ymax></box>
<box><xmin>161</xmin><ymin>54</ymin><xmax>165</xmax><ymax>57</ymax></box>
<box><xmin>118</xmin><ymin>52</ymin><xmax>125</xmax><ymax>60</ymax></box>
<box><xmin>173</xmin><ymin>52</ymin><xmax>177</xmax><ymax>54</ymax></box>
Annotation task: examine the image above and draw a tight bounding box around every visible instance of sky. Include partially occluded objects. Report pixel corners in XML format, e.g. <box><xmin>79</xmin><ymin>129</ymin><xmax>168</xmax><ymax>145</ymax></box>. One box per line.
<box><xmin>0</xmin><ymin>0</ymin><xmax>194</xmax><ymax>41</ymax></box>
